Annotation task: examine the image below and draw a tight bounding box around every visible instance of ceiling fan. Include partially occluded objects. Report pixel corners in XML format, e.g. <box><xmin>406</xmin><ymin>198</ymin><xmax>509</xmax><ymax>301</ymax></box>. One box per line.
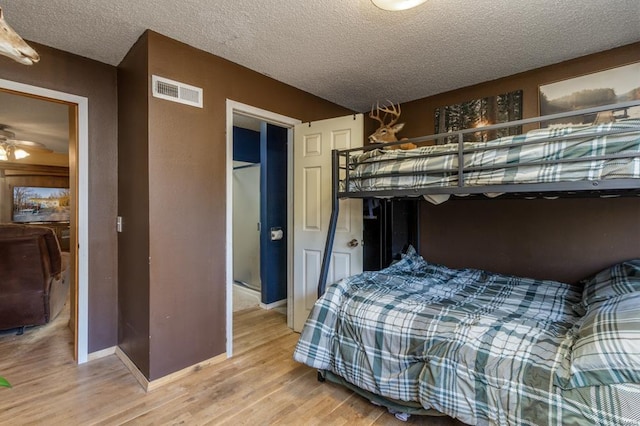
<box><xmin>0</xmin><ymin>125</ymin><xmax>52</xmax><ymax>161</ymax></box>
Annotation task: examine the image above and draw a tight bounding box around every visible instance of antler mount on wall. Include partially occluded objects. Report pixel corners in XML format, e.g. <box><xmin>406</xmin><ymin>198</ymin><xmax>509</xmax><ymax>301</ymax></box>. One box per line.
<box><xmin>368</xmin><ymin>101</ymin><xmax>417</xmax><ymax>150</ymax></box>
<box><xmin>0</xmin><ymin>7</ymin><xmax>39</xmax><ymax>65</ymax></box>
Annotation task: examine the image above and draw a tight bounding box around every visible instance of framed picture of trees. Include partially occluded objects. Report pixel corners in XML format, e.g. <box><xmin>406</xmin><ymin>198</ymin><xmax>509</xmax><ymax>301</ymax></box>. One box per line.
<box><xmin>434</xmin><ymin>90</ymin><xmax>523</xmax><ymax>144</ymax></box>
<box><xmin>539</xmin><ymin>62</ymin><xmax>640</xmax><ymax>125</ymax></box>
<box><xmin>12</xmin><ymin>186</ymin><xmax>70</xmax><ymax>223</ymax></box>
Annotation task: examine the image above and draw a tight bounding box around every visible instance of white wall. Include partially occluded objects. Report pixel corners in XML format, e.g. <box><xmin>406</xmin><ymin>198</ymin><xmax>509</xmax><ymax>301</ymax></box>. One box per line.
<box><xmin>232</xmin><ymin>162</ymin><xmax>261</xmax><ymax>288</ymax></box>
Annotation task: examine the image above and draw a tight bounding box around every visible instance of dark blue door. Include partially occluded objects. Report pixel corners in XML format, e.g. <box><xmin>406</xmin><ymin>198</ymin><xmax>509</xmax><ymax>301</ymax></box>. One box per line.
<box><xmin>260</xmin><ymin>123</ymin><xmax>288</xmax><ymax>304</ymax></box>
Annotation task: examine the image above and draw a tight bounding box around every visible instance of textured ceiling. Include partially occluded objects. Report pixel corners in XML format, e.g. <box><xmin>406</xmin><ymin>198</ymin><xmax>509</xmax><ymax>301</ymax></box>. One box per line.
<box><xmin>1</xmin><ymin>0</ymin><xmax>640</xmax><ymax>113</ymax></box>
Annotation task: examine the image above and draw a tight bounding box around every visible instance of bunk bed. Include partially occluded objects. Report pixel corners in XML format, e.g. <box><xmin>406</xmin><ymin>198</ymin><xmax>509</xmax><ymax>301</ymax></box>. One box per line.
<box><xmin>293</xmin><ymin>100</ymin><xmax>640</xmax><ymax>425</ymax></box>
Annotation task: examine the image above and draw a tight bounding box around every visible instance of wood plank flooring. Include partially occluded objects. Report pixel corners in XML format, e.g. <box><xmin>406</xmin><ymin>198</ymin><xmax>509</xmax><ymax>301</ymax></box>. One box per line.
<box><xmin>0</xmin><ymin>305</ymin><xmax>465</xmax><ymax>425</ymax></box>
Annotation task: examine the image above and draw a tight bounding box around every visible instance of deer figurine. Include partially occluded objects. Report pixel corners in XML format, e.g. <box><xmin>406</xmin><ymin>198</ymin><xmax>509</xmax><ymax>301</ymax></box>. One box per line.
<box><xmin>0</xmin><ymin>7</ymin><xmax>39</xmax><ymax>65</ymax></box>
<box><xmin>368</xmin><ymin>101</ymin><xmax>416</xmax><ymax>150</ymax></box>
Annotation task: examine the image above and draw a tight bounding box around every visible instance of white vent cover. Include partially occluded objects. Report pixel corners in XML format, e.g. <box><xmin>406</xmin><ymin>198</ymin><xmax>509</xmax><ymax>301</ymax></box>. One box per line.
<box><xmin>152</xmin><ymin>75</ymin><xmax>203</xmax><ymax>108</ymax></box>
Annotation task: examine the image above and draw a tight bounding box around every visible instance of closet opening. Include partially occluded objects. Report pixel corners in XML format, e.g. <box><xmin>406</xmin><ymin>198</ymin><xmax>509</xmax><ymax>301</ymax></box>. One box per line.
<box><xmin>232</xmin><ymin>117</ymin><xmax>288</xmax><ymax>312</ymax></box>
<box><xmin>225</xmin><ymin>100</ymin><xmax>300</xmax><ymax>357</ymax></box>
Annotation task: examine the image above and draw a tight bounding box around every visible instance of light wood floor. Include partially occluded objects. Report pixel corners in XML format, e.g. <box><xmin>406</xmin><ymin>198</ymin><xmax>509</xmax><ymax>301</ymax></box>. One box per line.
<box><xmin>0</xmin><ymin>306</ymin><xmax>465</xmax><ymax>425</ymax></box>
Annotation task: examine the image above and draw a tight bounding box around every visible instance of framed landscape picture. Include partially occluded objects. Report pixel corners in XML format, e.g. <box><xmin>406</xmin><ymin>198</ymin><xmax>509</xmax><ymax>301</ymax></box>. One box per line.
<box><xmin>434</xmin><ymin>90</ymin><xmax>523</xmax><ymax>144</ymax></box>
<box><xmin>539</xmin><ymin>62</ymin><xmax>640</xmax><ymax>125</ymax></box>
<box><xmin>12</xmin><ymin>186</ymin><xmax>71</xmax><ymax>223</ymax></box>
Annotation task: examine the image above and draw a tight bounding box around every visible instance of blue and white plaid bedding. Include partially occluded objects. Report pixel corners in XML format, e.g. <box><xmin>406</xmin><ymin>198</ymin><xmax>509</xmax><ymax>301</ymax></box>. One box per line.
<box><xmin>293</xmin><ymin>251</ymin><xmax>640</xmax><ymax>425</ymax></box>
<box><xmin>347</xmin><ymin>119</ymin><xmax>640</xmax><ymax>193</ymax></box>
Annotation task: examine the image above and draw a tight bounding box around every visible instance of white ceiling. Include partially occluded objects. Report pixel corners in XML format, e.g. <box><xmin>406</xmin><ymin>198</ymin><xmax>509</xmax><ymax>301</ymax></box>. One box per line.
<box><xmin>2</xmin><ymin>0</ymin><xmax>639</xmax><ymax>113</ymax></box>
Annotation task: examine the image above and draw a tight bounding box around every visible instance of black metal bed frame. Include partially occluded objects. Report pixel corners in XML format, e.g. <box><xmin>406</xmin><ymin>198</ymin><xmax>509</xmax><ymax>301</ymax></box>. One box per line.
<box><xmin>317</xmin><ymin>100</ymin><xmax>640</xmax><ymax>296</ymax></box>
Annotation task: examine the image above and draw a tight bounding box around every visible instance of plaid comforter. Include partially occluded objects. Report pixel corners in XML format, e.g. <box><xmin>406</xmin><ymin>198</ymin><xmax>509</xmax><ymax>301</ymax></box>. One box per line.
<box><xmin>347</xmin><ymin>119</ymin><xmax>640</xmax><ymax>193</ymax></box>
<box><xmin>293</xmin><ymin>251</ymin><xmax>640</xmax><ymax>425</ymax></box>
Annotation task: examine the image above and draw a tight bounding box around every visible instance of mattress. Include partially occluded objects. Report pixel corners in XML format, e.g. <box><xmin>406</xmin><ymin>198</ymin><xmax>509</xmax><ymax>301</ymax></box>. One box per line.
<box><xmin>293</xmin><ymin>249</ymin><xmax>640</xmax><ymax>425</ymax></box>
<box><xmin>346</xmin><ymin>119</ymin><xmax>640</xmax><ymax>195</ymax></box>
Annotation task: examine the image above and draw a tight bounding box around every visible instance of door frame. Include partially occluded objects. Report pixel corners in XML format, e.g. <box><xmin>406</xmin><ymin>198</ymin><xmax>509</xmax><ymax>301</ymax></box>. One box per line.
<box><xmin>0</xmin><ymin>78</ymin><xmax>89</xmax><ymax>363</ymax></box>
<box><xmin>225</xmin><ymin>99</ymin><xmax>300</xmax><ymax>357</ymax></box>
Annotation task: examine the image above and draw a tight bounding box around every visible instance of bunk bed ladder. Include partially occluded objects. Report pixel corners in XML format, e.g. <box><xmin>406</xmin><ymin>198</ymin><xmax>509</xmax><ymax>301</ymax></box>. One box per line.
<box><xmin>318</xmin><ymin>149</ymin><xmax>340</xmax><ymax>297</ymax></box>
<box><xmin>458</xmin><ymin>132</ymin><xmax>464</xmax><ymax>187</ymax></box>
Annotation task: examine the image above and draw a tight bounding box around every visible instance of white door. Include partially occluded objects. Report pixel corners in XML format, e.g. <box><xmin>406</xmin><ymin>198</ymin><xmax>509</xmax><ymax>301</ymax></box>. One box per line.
<box><xmin>293</xmin><ymin>114</ymin><xmax>364</xmax><ymax>332</ymax></box>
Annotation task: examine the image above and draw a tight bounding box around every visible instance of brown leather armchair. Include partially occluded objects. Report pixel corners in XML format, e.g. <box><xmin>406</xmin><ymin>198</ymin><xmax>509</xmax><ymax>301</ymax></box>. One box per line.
<box><xmin>0</xmin><ymin>224</ymin><xmax>70</xmax><ymax>332</ymax></box>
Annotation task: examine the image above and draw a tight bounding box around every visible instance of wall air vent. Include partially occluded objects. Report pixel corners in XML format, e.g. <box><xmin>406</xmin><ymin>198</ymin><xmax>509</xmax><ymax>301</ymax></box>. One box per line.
<box><xmin>152</xmin><ymin>75</ymin><xmax>203</xmax><ymax>108</ymax></box>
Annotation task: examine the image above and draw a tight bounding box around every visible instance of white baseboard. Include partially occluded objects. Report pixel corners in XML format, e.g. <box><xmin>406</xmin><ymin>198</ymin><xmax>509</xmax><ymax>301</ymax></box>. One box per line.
<box><xmin>260</xmin><ymin>299</ymin><xmax>287</xmax><ymax>310</ymax></box>
<box><xmin>115</xmin><ymin>346</ymin><xmax>227</xmax><ymax>392</ymax></box>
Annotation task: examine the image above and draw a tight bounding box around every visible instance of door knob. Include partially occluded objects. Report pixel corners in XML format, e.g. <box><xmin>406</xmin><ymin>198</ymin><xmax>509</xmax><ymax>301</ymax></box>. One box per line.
<box><xmin>348</xmin><ymin>238</ymin><xmax>359</xmax><ymax>248</ymax></box>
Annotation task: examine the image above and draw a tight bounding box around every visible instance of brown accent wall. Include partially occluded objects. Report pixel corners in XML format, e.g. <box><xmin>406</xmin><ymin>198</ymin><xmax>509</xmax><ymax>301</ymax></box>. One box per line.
<box><xmin>0</xmin><ymin>43</ymin><xmax>118</xmax><ymax>352</ymax></box>
<box><xmin>402</xmin><ymin>42</ymin><xmax>640</xmax><ymax>283</ymax></box>
<box><xmin>119</xmin><ymin>31</ymin><xmax>353</xmax><ymax>380</ymax></box>
<box><xmin>421</xmin><ymin>198</ymin><xmax>640</xmax><ymax>284</ymax></box>
<box><xmin>117</xmin><ymin>34</ymin><xmax>151</xmax><ymax>377</ymax></box>
<box><xmin>400</xmin><ymin>42</ymin><xmax>640</xmax><ymax>138</ymax></box>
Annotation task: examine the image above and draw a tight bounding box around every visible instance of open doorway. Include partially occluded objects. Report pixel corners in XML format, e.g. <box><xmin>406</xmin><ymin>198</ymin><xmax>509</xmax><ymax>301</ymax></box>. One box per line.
<box><xmin>225</xmin><ymin>100</ymin><xmax>300</xmax><ymax>357</ymax></box>
<box><xmin>232</xmin><ymin>119</ymin><xmax>261</xmax><ymax>310</ymax></box>
<box><xmin>0</xmin><ymin>88</ymin><xmax>75</xmax><ymax>357</ymax></box>
<box><xmin>0</xmin><ymin>79</ymin><xmax>89</xmax><ymax>363</ymax></box>
<box><xmin>232</xmin><ymin>117</ymin><xmax>288</xmax><ymax>311</ymax></box>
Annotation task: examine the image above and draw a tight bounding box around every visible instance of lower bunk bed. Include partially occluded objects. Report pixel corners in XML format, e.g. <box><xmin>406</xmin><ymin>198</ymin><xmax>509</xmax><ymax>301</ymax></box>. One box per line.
<box><xmin>293</xmin><ymin>248</ymin><xmax>640</xmax><ymax>425</ymax></box>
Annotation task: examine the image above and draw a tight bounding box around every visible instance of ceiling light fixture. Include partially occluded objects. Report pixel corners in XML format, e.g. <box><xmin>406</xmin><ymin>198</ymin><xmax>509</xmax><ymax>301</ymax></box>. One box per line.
<box><xmin>0</xmin><ymin>127</ymin><xmax>51</xmax><ymax>161</ymax></box>
<box><xmin>371</xmin><ymin>0</ymin><xmax>428</xmax><ymax>11</ymax></box>
<box><xmin>13</xmin><ymin>148</ymin><xmax>30</xmax><ymax>160</ymax></box>
<box><xmin>0</xmin><ymin>142</ymin><xmax>30</xmax><ymax>161</ymax></box>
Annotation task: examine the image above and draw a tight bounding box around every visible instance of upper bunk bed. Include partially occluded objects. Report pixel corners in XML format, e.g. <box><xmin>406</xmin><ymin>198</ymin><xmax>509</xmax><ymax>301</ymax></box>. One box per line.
<box><xmin>299</xmin><ymin>100</ymin><xmax>640</xmax><ymax>424</ymax></box>
<box><xmin>318</xmin><ymin>100</ymin><xmax>640</xmax><ymax>296</ymax></box>
<box><xmin>335</xmin><ymin>100</ymin><xmax>640</xmax><ymax>203</ymax></box>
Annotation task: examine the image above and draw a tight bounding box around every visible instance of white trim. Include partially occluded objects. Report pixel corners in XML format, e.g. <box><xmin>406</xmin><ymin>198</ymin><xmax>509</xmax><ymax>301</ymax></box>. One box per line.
<box><xmin>259</xmin><ymin>299</ymin><xmax>287</xmax><ymax>310</ymax></box>
<box><xmin>225</xmin><ymin>99</ymin><xmax>300</xmax><ymax>358</ymax></box>
<box><xmin>0</xmin><ymin>78</ymin><xmax>89</xmax><ymax>364</ymax></box>
<box><xmin>286</xmin><ymin>125</ymin><xmax>294</xmax><ymax>330</ymax></box>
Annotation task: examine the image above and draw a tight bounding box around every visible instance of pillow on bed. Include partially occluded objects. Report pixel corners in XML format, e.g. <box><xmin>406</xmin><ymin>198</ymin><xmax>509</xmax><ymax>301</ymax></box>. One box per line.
<box><xmin>580</xmin><ymin>259</ymin><xmax>640</xmax><ymax>309</ymax></box>
<box><xmin>384</xmin><ymin>245</ymin><xmax>427</xmax><ymax>273</ymax></box>
<box><xmin>562</xmin><ymin>292</ymin><xmax>640</xmax><ymax>389</ymax></box>
<box><xmin>401</xmin><ymin>244</ymin><xmax>419</xmax><ymax>259</ymax></box>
